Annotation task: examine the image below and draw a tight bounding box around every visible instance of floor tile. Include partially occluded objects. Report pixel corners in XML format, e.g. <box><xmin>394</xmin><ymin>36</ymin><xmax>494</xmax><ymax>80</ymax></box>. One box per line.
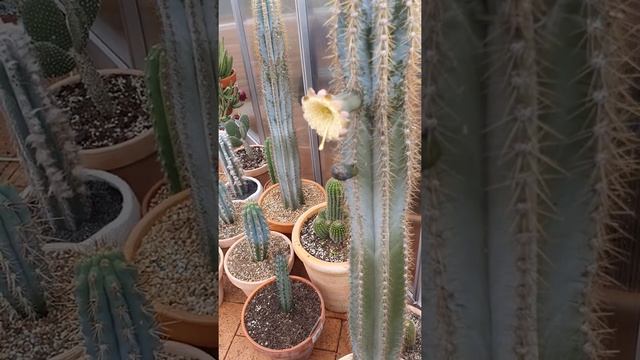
<box><xmin>314</xmin><ymin>317</ymin><xmax>341</xmax><ymax>352</ymax></box>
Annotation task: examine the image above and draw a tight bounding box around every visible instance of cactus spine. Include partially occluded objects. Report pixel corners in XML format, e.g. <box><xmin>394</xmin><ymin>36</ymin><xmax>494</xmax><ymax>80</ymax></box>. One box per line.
<box><xmin>154</xmin><ymin>0</ymin><xmax>218</xmax><ymax>270</ymax></box>
<box><xmin>242</xmin><ymin>202</ymin><xmax>269</xmax><ymax>262</ymax></box>
<box><xmin>220</xmin><ymin>132</ymin><xmax>249</xmax><ymax>198</ymax></box>
<box><xmin>313</xmin><ymin>178</ymin><xmax>348</xmax><ymax>243</ymax></box>
<box><xmin>219</xmin><ymin>182</ymin><xmax>234</xmax><ymax>225</ymax></box>
<box><xmin>424</xmin><ymin>0</ymin><xmax>639</xmax><ymax>359</ymax></box>
<box><xmin>145</xmin><ymin>44</ymin><xmax>184</xmax><ymax>194</ymax></box>
<box><xmin>326</xmin><ymin>0</ymin><xmax>422</xmax><ymax>357</ymax></box>
<box><xmin>0</xmin><ymin>25</ymin><xmax>88</xmax><ymax>232</ymax></box>
<box><xmin>253</xmin><ymin>0</ymin><xmax>303</xmax><ymax>210</ymax></box>
<box><xmin>264</xmin><ymin>137</ymin><xmax>278</xmax><ymax>185</ymax></box>
<box><xmin>75</xmin><ymin>252</ymin><xmax>161</xmax><ymax>360</ymax></box>
<box><xmin>224</xmin><ymin>114</ymin><xmax>256</xmax><ymax>160</ymax></box>
<box><xmin>0</xmin><ymin>185</ymin><xmax>47</xmax><ymax>319</ymax></box>
<box><xmin>275</xmin><ymin>254</ymin><xmax>292</xmax><ymax>313</ymax></box>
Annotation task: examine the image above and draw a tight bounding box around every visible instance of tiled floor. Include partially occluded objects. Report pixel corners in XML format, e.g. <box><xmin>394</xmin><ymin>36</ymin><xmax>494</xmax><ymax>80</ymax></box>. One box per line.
<box><xmin>219</xmin><ymin>255</ymin><xmax>353</xmax><ymax>360</ymax></box>
<box><xmin>0</xmin><ymin>119</ymin><xmax>27</xmax><ymax>191</ymax></box>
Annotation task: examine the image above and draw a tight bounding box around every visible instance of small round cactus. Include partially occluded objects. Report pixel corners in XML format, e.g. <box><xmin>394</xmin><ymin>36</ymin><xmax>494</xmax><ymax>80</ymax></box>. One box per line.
<box><xmin>313</xmin><ymin>210</ymin><xmax>330</xmax><ymax>239</ymax></box>
<box><xmin>329</xmin><ymin>220</ymin><xmax>347</xmax><ymax>244</ymax></box>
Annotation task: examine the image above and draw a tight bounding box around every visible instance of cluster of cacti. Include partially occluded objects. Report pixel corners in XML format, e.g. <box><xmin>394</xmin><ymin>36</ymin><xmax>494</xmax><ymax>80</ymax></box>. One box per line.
<box><xmin>20</xmin><ymin>0</ymin><xmax>112</xmax><ymax>114</ymax></box>
<box><xmin>264</xmin><ymin>137</ymin><xmax>278</xmax><ymax>185</ymax></box>
<box><xmin>144</xmin><ymin>44</ymin><xmax>184</xmax><ymax>194</ymax></box>
<box><xmin>219</xmin><ymin>182</ymin><xmax>234</xmax><ymax>225</ymax></box>
<box><xmin>0</xmin><ymin>25</ymin><xmax>88</xmax><ymax>233</ymax></box>
<box><xmin>323</xmin><ymin>0</ymin><xmax>422</xmax><ymax>357</ymax></box>
<box><xmin>75</xmin><ymin>251</ymin><xmax>161</xmax><ymax>359</ymax></box>
<box><xmin>218</xmin><ymin>38</ymin><xmax>233</xmax><ymax>79</ymax></box>
<box><xmin>423</xmin><ymin>0</ymin><xmax>639</xmax><ymax>359</ymax></box>
<box><xmin>313</xmin><ymin>178</ymin><xmax>348</xmax><ymax>243</ymax></box>
<box><xmin>242</xmin><ymin>202</ymin><xmax>269</xmax><ymax>262</ymax></box>
<box><xmin>0</xmin><ymin>185</ymin><xmax>47</xmax><ymax>319</ymax></box>
<box><xmin>224</xmin><ymin>114</ymin><xmax>256</xmax><ymax>160</ymax></box>
<box><xmin>219</xmin><ymin>83</ymin><xmax>243</xmax><ymax>119</ymax></box>
<box><xmin>219</xmin><ymin>132</ymin><xmax>250</xmax><ymax>198</ymax></box>
<box><xmin>252</xmin><ymin>0</ymin><xmax>304</xmax><ymax>210</ymax></box>
<box><xmin>274</xmin><ymin>254</ymin><xmax>292</xmax><ymax>313</ymax></box>
<box><xmin>154</xmin><ymin>0</ymin><xmax>218</xmax><ymax>270</ymax></box>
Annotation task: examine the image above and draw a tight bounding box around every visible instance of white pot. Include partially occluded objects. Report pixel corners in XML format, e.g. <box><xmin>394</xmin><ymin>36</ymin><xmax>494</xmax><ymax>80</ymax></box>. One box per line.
<box><xmin>219</xmin><ymin>247</ymin><xmax>224</xmax><ymax>307</ymax></box>
<box><xmin>23</xmin><ymin>169</ymin><xmax>140</xmax><ymax>253</ymax></box>
<box><xmin>227</xmin><ymin>175</ymin><xmax>263</xmax><ymax>203</ymax></box>
<box><xmin>219</xmin><ymin>199</ymin><xmax>245</xmax><ymax>249</ymax></box>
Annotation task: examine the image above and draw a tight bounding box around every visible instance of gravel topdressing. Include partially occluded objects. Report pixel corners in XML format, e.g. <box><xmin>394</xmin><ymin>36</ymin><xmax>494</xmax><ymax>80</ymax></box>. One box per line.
<box><xmin>261</xmin><ymin>182</ymin><xmax>324</xmax><ymax>224</ymax></box>
<box><xmin>226</xmin><ymin>234</ymin><xmax>291</xmax><ymax>282</ymax></box>
<box><xmin>219</xmin><ymin>201</ymin><xmax>244</xmax><ymax>239</ymax></box>
<box><xmin>0</xmin><ymin>250</ymin><xmax>84</xmax><ymax>359</ymax></box>
<box><xmin>402</xmin><ymin>311</ymin><xmax>422</xmax><ymax>359</ymax></box>
<box><xmin>235</xmin><ymin>147</ymin><xmax>266</xmax><ymax>171</ymax></box>
<box><xmin>135</xmin><ymin>198</ymin><xmax>218</xmax><ymax>317</ymax></box>
<box><xmin>53</xmin><ymin>74</ymin><xmax>152</xmax><ymax>149</ymax></box>
<box><xmin>147</xmin><ymin>182</ymin><xmax>170</xmax><ymax>212</ymax></box>
<box><xmin>300</xmin><ymin>214</ymin><xmax>350</xmax><ymax>263</ymax></box>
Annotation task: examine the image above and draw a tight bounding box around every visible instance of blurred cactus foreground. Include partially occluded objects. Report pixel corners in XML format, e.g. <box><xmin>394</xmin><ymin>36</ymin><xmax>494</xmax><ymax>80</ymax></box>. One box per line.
<box><xmin>424</xmin><ymin>0</ymin><xmax>639</xmax><ymax>359</ymax></box>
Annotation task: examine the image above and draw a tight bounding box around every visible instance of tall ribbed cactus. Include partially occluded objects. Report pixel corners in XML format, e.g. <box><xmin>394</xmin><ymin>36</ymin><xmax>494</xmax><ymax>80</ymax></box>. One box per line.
<box><xmin>75</xmin><ymin>252</ymin><xmax>161</xmax><ymax>360</ymax></box>
<box><xmin>154</xmin><ymin>0</ymin><xmax>218</xmax><ymax>270</ymax></box>
<box><xmin>313</xmin><ymin>178</ymin><xmax>347</xmax><ymax>243</ymax></box>
<box><xmin>424</xmin><ymin>0</ymin><xmax>639</xmax><ymax>359</ymax></box>
<box><xmin>0</xmin><ymin>25</ymin><xmax>88</xmax><ymax>232</ymax></box>
<box><xmin>253</xmin><ymin>0</ymin><xmax>303</xmax><ymax>210</ymax></box>
<box><xmin>264</xmin><ymin>137</ymin><xmax>278</xmax><ymax>185</ymax></box>
<box><xmin>219</xmin><ymin>182</ymin><xmax>234</xmax><ymax>225</ymax></box>
<box><xmin>242</xmin><ymin>202</ymin><xmax>269</xmax><ymax>262</ymax></box>
<box><xmin>275</xmin><ymin>254</ymin><xmax>292</xmax><ymax>313</ymax></box>
<box><xmin>145</xmin><ymin>44</ymin><xmax>184</xmax><ymax>194</ymax></box>
<box><xmin>220</xmin><ymin>132</ymin><xmax>250</xmax><ymax>198</ymax></box>
<box><xmin>0</xmin><ymin>185</ymin><xmax>47</xmax><ymax>319</ymax></box>
<box><xmin>323</xmin><ymin>0</ymin><xmax>421</xmax><ymax>358</ymax></box>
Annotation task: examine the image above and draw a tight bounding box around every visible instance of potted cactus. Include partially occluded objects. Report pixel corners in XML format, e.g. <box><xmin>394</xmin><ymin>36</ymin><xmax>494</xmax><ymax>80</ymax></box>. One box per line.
<box><xmin>292</xmin><ymin>178</ymin><xmax>350</xmax><ymax>313</ymax></box>
<box><xmin>224</xmin><ymin>114</ymin><xmax>269</xmax><ymax>186</ymax></box>
<box><xmin>0</xmin><ymin>25</ymin><xmax>139</xmax><ymax>252</ymax></box>
<box><xmin>224</xmin><ymin>202</ymin><xmax>294</xmax><ymax>296</ymax></box>
<box><xmin>263</xmin><ymin>137</ymin><xmax>279</xmax><ymax>189</ymax></box>
<box><xmin>253</xmin><ymin>0</ymin><xmax>326</xmax><ymax>235</ymax></box>
<box><xmin>18</xmin><ymin>0</ymin><xmax>162</xmax><ymax>200</ymax></box>
<box><xmin>219</xmin><ymin>37</ymin><xmax>236</xmax><ymax>88</ymax></box>
<box><xmin>241</xmin><ymin>254</ymin><xmax>326</xmax><ymax>360</ymax></box>
<box><xmin>123</xmin><ymin>0</ymin><xmax>219</xmax><ymax>349</ymax></box>
<box><xmin>220</xmin><ymin>131</ymin><xmax>263</xmax><ymax>202</ymax></box>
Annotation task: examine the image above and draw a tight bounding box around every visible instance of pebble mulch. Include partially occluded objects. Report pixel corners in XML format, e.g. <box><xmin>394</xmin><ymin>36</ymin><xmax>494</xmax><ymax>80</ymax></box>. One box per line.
<box><xmin>225</xmin><ymin>235</ymin><xmax>290</xmax><ymax>282</ymax></box>
<box><xmin>261</xmin><ymin>182</ymin><xmax>324</xmax><ymax>224</ymax></box>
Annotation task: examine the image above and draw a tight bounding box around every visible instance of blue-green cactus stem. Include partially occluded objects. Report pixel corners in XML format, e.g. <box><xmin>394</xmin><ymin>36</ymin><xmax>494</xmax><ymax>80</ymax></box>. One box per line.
<box><xmin>219</xmin><ymin>182</ymin><xmax>234</xmax><ymax>225</ymax></box>
<box><xmin>219</xmin><ymin>132</ymin><xmax>249</xmax><ymax>199</ymax></box>
<box><xmin>242</xmin><ymin>202</ymin><xmax>269</xmax><ymax>262</ymax></box>
<box><xmin>0</xmin><ymin>185</ymin><xmax>47</xmax><ymax>319</ymax></box>
<box><xmin>75</xmin><ymin>252</ymin><xmax>160</xmax><ymax>360</ymax></box>
<box><xmin>264</xmin><ymin>137</ymin><xmax>278</xmax><ymax>185</ymax></box>
<box><xmin>313</xmin><ymin>210</ymin><xmax>330</xmax><ymax>239</ymax></box>
<box><xmin>275</xmin><ymin>254</ymin><xmax>292</xmax><ymax>313</ymax></box>
<box><xmin>225</xmin><ymin>114</ymin><xmax>256</xmax><ymax>160</ymax></box>
<box><xmin>329</xmin><ymin>220</ymin><xmax>347</xmax><ymax>244</ymax></box>
<box><xmin>325</xmin><ymin>178</ymin><xmax>345</xmax><ymax>221</ymax></box>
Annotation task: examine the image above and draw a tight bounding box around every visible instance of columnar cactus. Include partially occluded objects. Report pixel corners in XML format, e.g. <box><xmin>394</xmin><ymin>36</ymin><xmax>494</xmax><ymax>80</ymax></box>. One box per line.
<box><xmin>219</xmin><ymin>132</ymin><xmax>250</xmax><ymax>198</ymax></box>
<box><xmin>154</xmin><ymin>0</ymin><xmax>218</xmax><ymax>270</ymax></box>
<box><xmin>424</xmin><ymin>0</ymin><xmax>639</xmax><ymax>359</ymax></box>
<box><xmin>225</xmin><ymin>114</ymin><xmax>256</xmax><ymax>160</ymax></box>
<box><xmin>145</xmin><ymin>44</ymin><xmax>184</xmax><ymax>194</ymax></box>
<box><xmin>21</xmin><ymin>0</ymin><xmax>112</xmax><ymax>114</ymax></box>
<box><xmin>218</xmin><ymin>38</ymin><xmax>233</xmax><ymax>79</ymax></box>
<box><xmin>313</xmin><ymin>178</ymin><xmax>348</xmax><ymax>243</ymax></box>
<box><xmin>0</xmin><ymin>25</ymin><xmax>88</xmax><ymax>232</ymax></box>
<box><xmin>219</xmin><ymin>182</ymin><xmax>234</xmax><ymax>225</ymax></box>
<box><xmin>275</xmin><ymin>254</ymin><xmax>292</xmax><ymax>313</ymax></box>
<box><xmin>75</xmin><ymin>252</ymin><xmax>161</xmax><ymax>360</ymax></box>
<box><xmin>242</xmin><ymin>202</ymin><xmax>269</xmax><ymax>262</ymax></box>
<box><xmin>322</xmin><ymin>0</ymin><xmax>422</xmax><ymax>358</ymax></box>
<box><xmin>0</xmin><ymin>185</ymin><xmax>47</xmax><ymax>319</ymax></box>
<box><xmin>264</xmin><ymin>137</ymin><xmax>278</xmax><ymax>185</ymax></box>
<box><xmin>253</xmin><ymin>0</ymin><xmax>304</xmax><ymax>210</ymax></box>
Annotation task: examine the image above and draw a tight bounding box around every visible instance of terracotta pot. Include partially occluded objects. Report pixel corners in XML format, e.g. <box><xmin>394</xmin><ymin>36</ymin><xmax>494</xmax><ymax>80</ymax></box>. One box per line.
<box><xmin>258</xmin><ymin>179</ymin><xmax>327</xmax><ymax>235</ymax></box>
<box><xmin>48</xmin><ymin>69</ymin><xmax>163</xmax><ymax>201</ymax></box>
<box><xmin>21</xmin><ymin>169</ymin><xmax>140</xmax><ymax>253</ymax></box>
<box><xmin>219</xmin><ymin>69</ymin><xmax>237</xmax><ymax>88</ymax></box>
<box><xmin>53</xmin><ymin>340</ymin><xmax>215</xmax><ymax>360</ymax></box>
<box><xmin>292</xmin><ymin>202</ymin><xmax>349</xmax><ymax>313</ymax></box>
<box><xmin>224</xmin><ymin>231</ymin><xmax>294</xmax><ymax>296</ymax></box>
<box><xmin>219</xmin><ymin>247</ymin><xmax>224</xmax><ymax>307</ymax></box>
<box><xmin>123</xmin><ymin>190</ymin><xmax>217</xmax><ymax>348</ymax></box>
<box><xmin>219</xmin><ymin>199</ymin><xmax>245</xmax><ymax>249</ymax></box>
<box><xmin>241</xmin><ymin>276</ymin><xmax>326</xmax><ymax>360</ymax></box>
<box><xmin>141</xmin><ymin>179</ymin><xmax>167</xmax><ymax>215</ymax></box>
<box><xmin>238</xmin><ymin>145</ymin><xmax>269</xmax><ymax>187</ymax></box>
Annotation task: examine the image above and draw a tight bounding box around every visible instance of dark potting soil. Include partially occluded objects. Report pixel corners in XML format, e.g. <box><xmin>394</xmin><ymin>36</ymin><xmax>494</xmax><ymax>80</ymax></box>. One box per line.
<box><xmin>236</xmin><ymin>147</ymin><xmax>266</xmax><ymax>171</ymax></box>
<box><xmin>44</xmin><ymin>180</ymin><xmax>122</xmax><ymax>244</ymax></box>
<box><xmin>300</xmin><ymin>214</ymin><xmax>350</xmax><ymax>263</ymax></box>
<box><xmin>402</xmin><ymin>312</ymin><xmax>422</xmax><ymax>359</ymax></box>
<box><xmin>230</xmin><ymin>179</ymin><xmax>258</xmax><ymax>200</ymax></box>
<box><xmin>244</xmin><ymin>280</ymin><xmax>322</xmax><ymax>350</ymax></box>
<box><xmin>53</xmin><ymin>74</ymin><xmax>151</xmax><ymax>149</ymax></box>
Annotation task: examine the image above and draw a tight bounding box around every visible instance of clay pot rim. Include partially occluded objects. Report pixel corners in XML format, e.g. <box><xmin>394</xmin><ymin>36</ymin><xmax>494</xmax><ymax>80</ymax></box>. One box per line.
<box><xmin>141</xmin><ymin>179</ymin><xmax>167</xmax><ymax>215</ymax></box>
<box><xmin>257</xmin><ymin>179</ymin><xmax>327</xmax><ymax>227</ymax></box>
<box><xmin>123</xmin><ymin>189</ymin><xmax>216</xmax><ymax>325</ymax></box>
<box><xmin>241</xmin><ymin>275</ymin><xmax>326</xmax><ymax>355</ymax></box>
<box><xmin>50</xmin><ymin>340</ymin><xmax>214</xmax><ymax>360</ymax></box>
<box><xmin>223</xmin><ymin>230</ymin><xmax>294</xmax><ymax>286</ymax></box>
<box><xmin>291</xmin><ymin>202</ymin><xmax>349</xmax><ymax>273</ymax></box>
<box><xmin>234</xmin><ymin>144</ymin><xmax>268</xmax><ymax>178</ymax></box>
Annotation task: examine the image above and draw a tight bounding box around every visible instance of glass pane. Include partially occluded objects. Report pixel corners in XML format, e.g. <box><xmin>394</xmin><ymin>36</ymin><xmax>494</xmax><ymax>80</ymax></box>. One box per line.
<box><xmin>92</xmin><ymin>0</ymin><xmax>131</xmax><ymax>66</ymax></box>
